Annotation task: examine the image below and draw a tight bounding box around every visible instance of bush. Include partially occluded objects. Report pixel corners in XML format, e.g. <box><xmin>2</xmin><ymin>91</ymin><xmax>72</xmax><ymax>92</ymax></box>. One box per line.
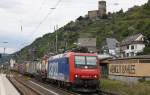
<box><xmin>143</xmin><ymin>46</ymin><xmax>150</xmax><ymax>54</ymax></box>
<box><xmin>138</xmin><ymin>77</ymin><xmax>146</xmax><ymax>83</ymax></box>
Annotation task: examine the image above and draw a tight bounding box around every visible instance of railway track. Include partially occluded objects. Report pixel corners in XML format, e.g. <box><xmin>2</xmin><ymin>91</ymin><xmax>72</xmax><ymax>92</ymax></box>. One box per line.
<box><xmin>7</xmin><ymin>74</ymin><xmax>79</xmax><ymax>95</ymax></box>
<box><xmin>30</xmin><ymin>78</ymin><xmax>80</xmax><ymax>95</ymax></box>
<box><xmin>7</xmin><ymin>73</ymin><xmax>119</xmax><ymax>95</ymax></box>
<box><xmin>7</xmin><ymin>75</ymin><xmax>41</xmax><ymax>95</ymax></box>
<box><xmin>99</xmin><ymin>90</ymin><xmax>120</xmax><ymax>95</ymax></box>
<box><xmin>31</xmin><ymin>78</ymin><xmax>118</xmax><ymax>95</ymax></box>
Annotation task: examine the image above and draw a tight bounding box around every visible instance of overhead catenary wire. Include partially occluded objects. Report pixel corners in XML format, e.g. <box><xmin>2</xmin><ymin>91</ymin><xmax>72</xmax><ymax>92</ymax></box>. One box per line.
<box><xmin>20</xmin><ymin>0</ymin><xmax>47</xmax><ymax>33</ymax></box>
<box><xmin>17</xmin><ymin>0</ymin><xmax>47</xmax><ymax>48</ymax></box>
<box><xmin>18</xmin><ymin>0</ymin><xmax>62</xmax><ymax>50</ymax></box>
<box><xmin>29</xmin><ymin>0</ymin><xmax>62</xmax><ymax>39</ymax></box>
<box><xmin>31</xmin><ymin>0</ymin><xmax>48</xmax><ymax>19</ymax></box>
<box><xmin>39</xmin><ymin>0</ymin><xmax>47</xmax><ymax>10</ymax></box>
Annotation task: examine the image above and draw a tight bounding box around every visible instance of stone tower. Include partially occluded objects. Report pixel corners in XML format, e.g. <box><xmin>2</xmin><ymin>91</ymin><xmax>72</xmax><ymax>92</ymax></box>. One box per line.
<box><xmin>98</xmin><ymin>1</ymin><xmax>106</xmax><ymax>17</ymax></box>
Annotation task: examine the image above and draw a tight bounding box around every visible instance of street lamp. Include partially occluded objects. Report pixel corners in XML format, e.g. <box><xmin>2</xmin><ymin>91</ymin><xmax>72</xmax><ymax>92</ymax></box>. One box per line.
<box><xmin>2</xmin><ymin>42</ymin><xmax>8</xmax><ymax>54</ymax></box>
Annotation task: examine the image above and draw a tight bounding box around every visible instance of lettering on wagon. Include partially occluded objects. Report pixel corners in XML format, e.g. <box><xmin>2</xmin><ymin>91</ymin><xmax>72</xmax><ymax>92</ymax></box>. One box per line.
<box><xmin>49</xmin><ymin>62</ymin><xmax>58</xmax><ymax>79</ymax></box>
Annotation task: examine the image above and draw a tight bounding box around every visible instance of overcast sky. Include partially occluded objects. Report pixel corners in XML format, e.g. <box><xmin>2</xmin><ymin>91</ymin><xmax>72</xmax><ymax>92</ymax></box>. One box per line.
<box><xmin>0</xmin><ymin>0</ymin><xmax>148</xmax><ymax>54</ymax></box>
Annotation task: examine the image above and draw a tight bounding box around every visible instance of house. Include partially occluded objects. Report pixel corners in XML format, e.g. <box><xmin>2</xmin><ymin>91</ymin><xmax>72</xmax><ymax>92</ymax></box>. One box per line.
<box><xmin>10</xmin><ymin>58</ymin><xmax>16</xmax><ymax>69</ymax></box>
<box><xmin>77</xmin><ymin>38</ymin><xmax>97</xmax><ymax>52</ymax></box>
<box><xmin>102</xmin><ymin>38</ymin><xmax>120</xmax><ymax>57</ymax></box>
<box><xmin>120</xmin><ymin>33</ymin><xmax>145</xmax><ymax>57</ymax></box>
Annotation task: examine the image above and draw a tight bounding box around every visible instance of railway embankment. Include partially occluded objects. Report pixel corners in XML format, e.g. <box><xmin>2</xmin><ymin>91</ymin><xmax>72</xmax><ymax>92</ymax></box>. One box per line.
<box><xmin>100</xmin><ymin>79</ymin><xmax>150</xmax><ymax>95</ymax></box>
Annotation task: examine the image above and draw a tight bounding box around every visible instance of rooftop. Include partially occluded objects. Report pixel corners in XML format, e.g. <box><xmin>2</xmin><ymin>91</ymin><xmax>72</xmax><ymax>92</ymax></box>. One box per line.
<box><xmin>109</xmin><ymin>55</ymin><xmax>150</xmax><ymax>60</ymax></box>
<box><xmin>106</xmin><ymin>38</ymin><xmax>119</xmax><ymax>49</ymax></box>
<box><xmin>120</xmin><ymin>33</ymin><xmax>144</xmax><ymax>46</ymax></box>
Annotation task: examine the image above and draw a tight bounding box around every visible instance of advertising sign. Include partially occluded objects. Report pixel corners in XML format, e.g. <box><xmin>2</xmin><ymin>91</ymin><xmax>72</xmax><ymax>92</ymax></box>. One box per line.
<box><xmin>109</xmin><ymin>63</ymin><xmax>150</xmax><ymax>77</ymax></box>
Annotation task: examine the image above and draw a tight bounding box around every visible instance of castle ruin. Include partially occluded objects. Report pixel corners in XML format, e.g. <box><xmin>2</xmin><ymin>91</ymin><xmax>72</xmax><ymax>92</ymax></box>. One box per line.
<box><xmin>88</xmin><ymin>1</ymin><xmax>106</xmax><ymax>20</ymax></box>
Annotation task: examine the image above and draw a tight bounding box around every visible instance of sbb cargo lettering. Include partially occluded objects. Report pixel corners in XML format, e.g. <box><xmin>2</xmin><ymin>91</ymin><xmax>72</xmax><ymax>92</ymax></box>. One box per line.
<box><xmin>48</xmin><ymin>62</ymin><xmax>58</xmax><ymax>79</ymax></box>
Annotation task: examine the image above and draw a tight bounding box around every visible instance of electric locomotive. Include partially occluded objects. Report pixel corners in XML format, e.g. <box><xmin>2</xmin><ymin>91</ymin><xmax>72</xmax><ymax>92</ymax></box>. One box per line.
<box><xmin>48</xmin><ymin>52</ymin><xmax>100</xmax><ymax>92</ymax></box>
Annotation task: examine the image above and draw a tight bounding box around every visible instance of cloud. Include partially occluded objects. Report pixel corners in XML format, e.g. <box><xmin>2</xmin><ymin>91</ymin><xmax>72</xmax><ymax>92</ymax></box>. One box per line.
<box><xmin>0</xmin><ymin>47</ymin><xmax>16</xmax><ymax>54</ymax></box>
<box><xmin>0</xmin><ymin>0</ymin><xmax>148</xmax><ymax>54</ymax></box>
<box><xmin>0</xmin><ymin>0</ymin><xmax>21</xmax><ymax>9</ymax></box>
<box><xmin>107</xmin><ymin>0</ymin><xmax>148</xmax><ymax>12</ymax></box>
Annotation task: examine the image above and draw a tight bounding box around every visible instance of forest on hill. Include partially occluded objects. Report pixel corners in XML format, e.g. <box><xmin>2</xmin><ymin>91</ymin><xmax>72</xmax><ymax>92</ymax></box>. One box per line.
<box><xmin>15</xmin><ymin>0</ymin><xmax>150</xmax><ymax>62</ymax></box>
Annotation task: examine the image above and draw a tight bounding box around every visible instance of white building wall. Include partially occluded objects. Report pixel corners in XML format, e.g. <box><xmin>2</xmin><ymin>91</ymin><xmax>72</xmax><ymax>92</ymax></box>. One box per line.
<box><xmin>10</xmin><ymin>59</ymin><xmax>16</xmax><ymax>68</ymax></box>
<box><xmin>135</xmin><ymin>44</ymin><xmax>145</xmax><ymax>52</ymax></box>
<box><xmin>124</xmin><ymin>44</ymin><xmax>145</xmax><ymax>57</ymax></box>
<box><xmin>109</xmin><ymin>49</ymin><xmax>116</xmax><ymax>55</ymax></box>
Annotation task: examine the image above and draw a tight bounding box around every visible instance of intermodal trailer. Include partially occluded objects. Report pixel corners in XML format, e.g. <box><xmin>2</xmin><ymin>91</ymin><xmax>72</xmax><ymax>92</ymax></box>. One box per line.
<box><xmin>27</xmin><ymin>61</ymin><xmax>38</xmax><ymax>75</ymax></box>
<box><xmin>47</xmin><ymin>52</ymin><xmax>100</xmax><ymax>92</ymax></box>
<box><xmin>40</xmin><ymin>57</ymin><xmax>49</xmax><ymax>79</ymax></box>
<box><xmin>18</xmin><ymin>63</ymin><xmax>26</xmax><ymax>74</ymax></box>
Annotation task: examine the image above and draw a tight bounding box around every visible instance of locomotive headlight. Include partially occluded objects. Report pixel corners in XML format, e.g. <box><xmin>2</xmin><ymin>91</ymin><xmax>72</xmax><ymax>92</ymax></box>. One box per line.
<box><xmin>94</xmin><ymin>75</ymin><xmax>97</xmax><ymax>78</ymax></box>
<box><xmin>75</xmin><ymin>74</ymin><xmax>78</xmax><ymax>78</ymax></box>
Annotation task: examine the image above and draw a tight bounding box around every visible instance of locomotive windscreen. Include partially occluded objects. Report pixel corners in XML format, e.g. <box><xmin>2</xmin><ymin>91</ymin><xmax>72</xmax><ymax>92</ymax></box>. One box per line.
<box><xmin>74</xmin><ymin>56</ymin><xmax>97</xmax><ymax>68</ymax></box>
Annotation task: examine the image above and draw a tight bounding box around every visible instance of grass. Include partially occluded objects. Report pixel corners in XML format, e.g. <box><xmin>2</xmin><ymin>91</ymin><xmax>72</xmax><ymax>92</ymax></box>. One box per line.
<box><xmin>100</xmin><ymin>79</ymin><xmax>150</xmax><ymax>95</ymax></box>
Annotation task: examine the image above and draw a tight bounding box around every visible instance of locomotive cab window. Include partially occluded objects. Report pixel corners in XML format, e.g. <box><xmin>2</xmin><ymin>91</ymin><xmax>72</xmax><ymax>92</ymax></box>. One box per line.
<box><xmin>75</xmin><ymin>56</ymin><xmax>86</xmax><ymax>65</ymax></box>
<box><xmin>86</xmin><ymin>56</ymin><xmax>97</xmax><ymax>65</ymax></box>
<box><xmin>74</xmin><ymin>56</ymin><xmax>97</xmax><ymax>68</ymax></box>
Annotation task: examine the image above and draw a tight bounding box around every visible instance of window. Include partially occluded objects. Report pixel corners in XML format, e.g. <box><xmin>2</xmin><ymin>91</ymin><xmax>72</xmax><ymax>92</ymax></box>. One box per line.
<box><xmin>86</xmin><ymin>56</ymin><xmax>97</xmax><ymax>65</ymax></box>
<box><xmin>131</xmin><ymin>45</ymin><xmax>134</xmax><ymax>50</ymax></box>
<box><xmin>75</xmin><ymin>56</ymin><xmax>86</xmax><ymax>65</ymax></box>
<box><xmin>74</xmin><ymin>56</ymin><xmax>97</xmax><ymax>68</ymax></box>
<box><xmin>127</xmin><ymin>53</ymin><xmax>129</xmax><ymax>57</ymax></box>
<box><xmin>127</xmin><ymin>45</ymin><xmax>129</xmax><ymax>49</ymax></box>
<box><xmin>131</xmin><ymin>52</ymin><xmax>134</xmax><ymax>56</ymax></box>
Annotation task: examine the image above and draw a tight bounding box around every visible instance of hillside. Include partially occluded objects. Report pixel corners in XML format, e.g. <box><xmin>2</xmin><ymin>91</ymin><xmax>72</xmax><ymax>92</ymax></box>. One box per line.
<box><xmin>15</xmin><ymin>0</ymin><xmax>150</xmax><ymax>62</ymax></box>
<box><xmin>0</xmin><ymin>54</ymin><xmax>12</xmax><ymax>64</ymax></box>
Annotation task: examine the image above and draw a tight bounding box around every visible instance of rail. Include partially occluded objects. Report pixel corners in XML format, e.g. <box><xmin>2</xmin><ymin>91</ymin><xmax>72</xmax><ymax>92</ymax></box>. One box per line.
<box><xmin>7</xmin><ymin>75</ymin><xmax>42</xmax><ymax>95</ymax></box>
<box><xmin>99</xmin><ymin>90</ymin><xmax>120</xmax><ymax>95</ymax></box>
<box><xmin>7</xmin><ymin>73</ymin><xmax>119</xmax><ymax>95</ymax></box>
<box><xmin>7</xmin><ymin>74</ymin><xmax>79</xmax><ymax>95</ymax></box>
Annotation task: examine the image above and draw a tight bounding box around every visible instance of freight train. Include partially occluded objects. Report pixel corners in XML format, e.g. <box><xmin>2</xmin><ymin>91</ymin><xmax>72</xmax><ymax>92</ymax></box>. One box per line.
<box><xmin>11</xmin><ymin>52</ymin><xmax>101</xmax><ymax>92</ymax></box>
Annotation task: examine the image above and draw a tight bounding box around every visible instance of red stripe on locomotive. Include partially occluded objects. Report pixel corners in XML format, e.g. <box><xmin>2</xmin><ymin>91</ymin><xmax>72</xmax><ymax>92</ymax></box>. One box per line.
<box><xmin>67</xmin><ymin>52</ymin><xmax>100</xmax><ymax>83</ymax></box>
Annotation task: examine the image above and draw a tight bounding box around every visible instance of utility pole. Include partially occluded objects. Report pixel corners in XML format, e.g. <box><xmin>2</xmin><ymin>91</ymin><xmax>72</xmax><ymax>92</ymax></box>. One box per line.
<box><xmin>4</xmin><ymin>47</ymin><xmax>6</xmax><ymax>54</ymax></box>
<box><xmin>3</xmin><ymin>42</ymin><xmax>8</xmax><ymax>55</ymax></box>
<box><xmin>65</xmin><ymin>30</ymin><xmax>68</xmax><ymax>51</ymax></box>
<box><xmin>55</xmin><ymin>25</ymin><xmax>58</xmax><ymax>54</ymax></box>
